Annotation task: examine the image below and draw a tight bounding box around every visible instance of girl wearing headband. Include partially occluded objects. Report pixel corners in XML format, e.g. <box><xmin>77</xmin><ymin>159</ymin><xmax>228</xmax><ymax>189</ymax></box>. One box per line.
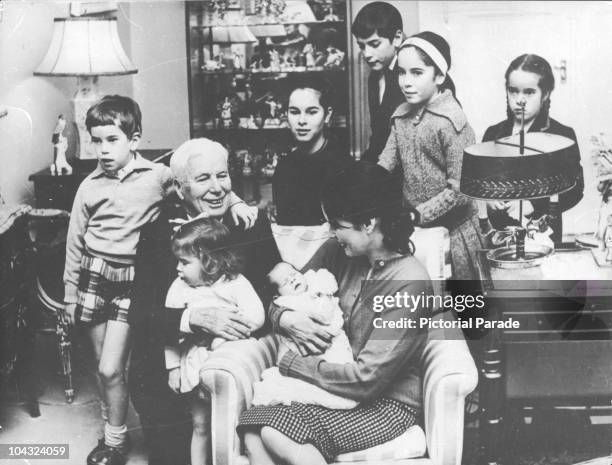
<box><xmin>378</xmin><ymin>31</ymin><xmax>484</xmax><ymax>280</ymax></box>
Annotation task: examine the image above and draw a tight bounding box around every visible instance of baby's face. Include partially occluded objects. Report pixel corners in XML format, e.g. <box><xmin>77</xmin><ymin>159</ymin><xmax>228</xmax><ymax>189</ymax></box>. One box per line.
<box><xmin>270</xmin><ymin>263</ymin><xmax>308</xmax><ymax>295</ymax></box>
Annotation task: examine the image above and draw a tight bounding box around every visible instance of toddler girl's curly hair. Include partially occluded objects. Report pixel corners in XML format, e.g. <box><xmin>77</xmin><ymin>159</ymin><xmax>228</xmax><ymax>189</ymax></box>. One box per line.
<box><xmin>172</xmin><ymin>217</ymin><xmax>242</xmax><ymax>285</ymax></box>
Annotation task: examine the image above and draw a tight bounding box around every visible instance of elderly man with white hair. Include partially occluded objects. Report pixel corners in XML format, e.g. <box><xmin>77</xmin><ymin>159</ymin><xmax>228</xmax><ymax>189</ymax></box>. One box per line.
<box><xmin>127</xmin><ymin>138</ymin><xmax>282</xmax><ymax>465</ymax></box>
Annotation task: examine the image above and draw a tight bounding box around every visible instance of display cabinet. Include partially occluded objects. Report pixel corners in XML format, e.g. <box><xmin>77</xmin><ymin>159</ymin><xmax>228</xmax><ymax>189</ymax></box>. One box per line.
<box><xmin>185</xmin><ymin>0</ymin><xmax>352</xmax><ymax>206</ymax></box>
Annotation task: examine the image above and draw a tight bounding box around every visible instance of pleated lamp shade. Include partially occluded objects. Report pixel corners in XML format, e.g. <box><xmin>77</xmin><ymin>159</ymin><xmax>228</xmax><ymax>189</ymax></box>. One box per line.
<box><xmin>34</xmin><ymin>17</ymin><xmax>137</xmax><ymax>76</ymax></box>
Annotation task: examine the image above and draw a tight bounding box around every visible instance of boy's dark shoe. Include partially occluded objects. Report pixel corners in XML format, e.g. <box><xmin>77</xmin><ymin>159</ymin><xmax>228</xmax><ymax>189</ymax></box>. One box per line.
<box><xmin>86</xmin><ymin>436</ymin><xmax>130</xmax><ymax>465</ymax></box>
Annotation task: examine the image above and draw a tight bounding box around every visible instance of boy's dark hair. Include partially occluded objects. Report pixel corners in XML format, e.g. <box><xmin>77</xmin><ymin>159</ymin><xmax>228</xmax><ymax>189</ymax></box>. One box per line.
<box><xmin>171</xmin><ymin>217</ymin><xmax>242</xmax><ymax>285</ymax></box>
<box><xmin>85</xmin><ymin>95</ymin><xmax>142</xmax><ymax>138</ymax></box>
<box><xmin>286</xmin><ymin>75</ymin><xmax>335</xmax><ymax>111</ymax></box>
<box><xmin>352</xmin><ymin>1</ymin><xmax>403</xmax><ymax>41</ymax></box>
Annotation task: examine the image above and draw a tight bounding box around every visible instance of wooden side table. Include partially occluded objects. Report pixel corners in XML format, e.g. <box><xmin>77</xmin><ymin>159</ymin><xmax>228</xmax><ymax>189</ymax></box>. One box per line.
<box><xmin>475</xmin><ymin>248</ymin><xmax>612</xmax><ymax>465</ymax></box>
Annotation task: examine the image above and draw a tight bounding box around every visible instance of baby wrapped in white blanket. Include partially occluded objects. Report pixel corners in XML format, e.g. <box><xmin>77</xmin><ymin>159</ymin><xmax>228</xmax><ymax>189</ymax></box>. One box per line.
<box><xmin>252</xmin><ymin>263</ymin><xmax>357</xmax><ymax>409</ymax></box>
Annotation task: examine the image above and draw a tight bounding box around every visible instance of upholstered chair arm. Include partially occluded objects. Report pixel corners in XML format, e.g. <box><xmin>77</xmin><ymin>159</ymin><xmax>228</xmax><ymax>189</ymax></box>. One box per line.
<box><xmin>200</xmin><ymin>334</ymin><xmax>278</xmax><ymax>465</ymax></box>
<box><xmin>420</xmin><ymin>336</ymin><xmax>478</xmax><ymax>465</ymax></box>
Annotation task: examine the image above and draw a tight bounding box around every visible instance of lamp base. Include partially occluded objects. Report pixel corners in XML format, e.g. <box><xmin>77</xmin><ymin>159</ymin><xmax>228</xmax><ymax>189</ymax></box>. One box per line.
<box><xmin>486</xmin><ymin>244</ymin><xmax>554</xmax><ymax>269</ymax></box>
<box><xmin>73</xmin><ymin>76</ymin><xmax>99</xmax><ymax>160</ymax></box>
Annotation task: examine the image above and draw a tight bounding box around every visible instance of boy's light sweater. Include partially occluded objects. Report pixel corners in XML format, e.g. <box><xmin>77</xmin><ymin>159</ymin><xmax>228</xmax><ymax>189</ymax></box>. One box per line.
<box><xmin>64</xmin><ymin>154</ymin><xmax>172</xmax><ymax>304</ymax></box>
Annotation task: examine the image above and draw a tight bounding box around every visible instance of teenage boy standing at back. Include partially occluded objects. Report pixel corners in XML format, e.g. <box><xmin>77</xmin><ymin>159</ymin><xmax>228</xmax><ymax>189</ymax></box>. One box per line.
<box><xmin>352</xmin><ymin>1</ymin><xmax>405</xmax><ymax>163</ymax></box>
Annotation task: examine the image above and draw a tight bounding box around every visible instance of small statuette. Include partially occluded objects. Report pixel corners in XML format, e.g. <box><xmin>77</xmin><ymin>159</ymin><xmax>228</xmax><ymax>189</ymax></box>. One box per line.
<box><xmin>51</xmin><ymin>114</ymin><xmax>72</xmax><ymax>176</ymax></box>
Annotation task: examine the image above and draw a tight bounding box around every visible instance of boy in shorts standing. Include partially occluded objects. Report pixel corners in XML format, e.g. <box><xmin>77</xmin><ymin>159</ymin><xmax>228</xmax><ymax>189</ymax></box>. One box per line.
<box><xmin>62</xmin><ymin>95</ymin><xmax>172</xmax><ymax>465</ymax></box>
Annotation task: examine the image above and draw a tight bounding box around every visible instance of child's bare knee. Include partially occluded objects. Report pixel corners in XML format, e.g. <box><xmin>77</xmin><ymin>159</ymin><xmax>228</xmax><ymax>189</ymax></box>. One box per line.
<box><xmin>98</xmin><ymin>362</ymin><xmax>124</xmax><ymax>384</ymax></box>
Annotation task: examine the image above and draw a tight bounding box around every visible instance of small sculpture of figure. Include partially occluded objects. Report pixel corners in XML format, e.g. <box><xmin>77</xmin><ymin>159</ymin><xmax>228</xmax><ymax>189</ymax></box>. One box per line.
<box><xmin>264</xmin><ymin>95</ymin><xmax>282</xmax><ymax>127</ymax></box>
<box><xmin>303</xmin><ymin>43</ymin><xmax>316</xmax><ymax>68</ymax></box>
<box><xmin>324</xmin><ymin>46</ymin><xmax>345</xmax><ymax>68</ymax></box>
<box><xmin>233</xmin><ymin>51</ymin><xmax>244</xmax><ymax>70</ymax></box>
<box><xmin>269</xmin><ymin>49</ymin><xmax>281</xmax><ymax>71</ymax></box>
<box><xmin>51</xmin><ymin>114</ymin><xmax>72</xmax><ymax>175</ymax></box>
<box><xmin>604</xmin><ymin>214</ymin><xmax>612</xmax><ymax>261</ymax></box>
<box><xmin>216</xmin><ymin>51</ymin><xmax>225</xmax><ymax>68</ymax></box>
<box><xmin>220</xmin><ymin>97</ymin><xmax>233</xmax><ymax>128</ymax></box>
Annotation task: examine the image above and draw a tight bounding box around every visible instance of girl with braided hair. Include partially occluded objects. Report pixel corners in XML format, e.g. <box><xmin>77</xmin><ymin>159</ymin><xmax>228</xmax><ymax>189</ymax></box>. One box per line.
<box><xmin>483</xmin><ymin>54</ymin><xmax>584</xmax><ymax>240</ymax></box>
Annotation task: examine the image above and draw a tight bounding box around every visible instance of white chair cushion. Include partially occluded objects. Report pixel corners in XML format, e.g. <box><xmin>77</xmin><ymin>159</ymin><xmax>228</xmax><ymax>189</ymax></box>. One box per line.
<box><xmin>334</xmin><ymin>425</ymin><xmax>426</xmax><ymax>462</ymax></box>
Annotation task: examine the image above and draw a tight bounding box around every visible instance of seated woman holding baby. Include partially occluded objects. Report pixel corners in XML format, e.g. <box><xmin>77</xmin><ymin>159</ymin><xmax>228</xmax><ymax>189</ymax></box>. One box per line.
<box><xmin>238</xmin><ymin>161</ymin><xmax>432</xmax><ymax>464</ymax></box>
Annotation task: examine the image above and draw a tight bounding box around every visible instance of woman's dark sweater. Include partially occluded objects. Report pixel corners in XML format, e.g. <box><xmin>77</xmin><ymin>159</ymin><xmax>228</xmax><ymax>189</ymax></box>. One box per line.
<box><xmin>272</xmin><ymin>138</ymin><xmax>353</xmax><ymax>225</ymax></box>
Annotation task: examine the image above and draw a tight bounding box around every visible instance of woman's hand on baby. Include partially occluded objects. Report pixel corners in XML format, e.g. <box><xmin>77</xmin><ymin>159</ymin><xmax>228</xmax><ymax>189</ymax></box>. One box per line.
<box><xmin>168</xmin><ymin>368</ymin><xmax>181</xmax><ymax>394</ymax></box>
<box><xmin>279</xmin><ymin>311</ymin><xmax>333</xmax><ymax>356</ymax></box>
<box><xmin>189</xmin><ymin>306</ymin><xmax>251</xmax><ymax>341</ymax></box>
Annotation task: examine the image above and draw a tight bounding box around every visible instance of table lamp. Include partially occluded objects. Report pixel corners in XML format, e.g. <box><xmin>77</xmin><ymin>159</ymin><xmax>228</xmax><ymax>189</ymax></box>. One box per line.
<box><xmin>34</xmin><ymin>17</ymin><xmax>137</xmax><ymax>160</ymax></box>
<box><xmin>460</xmin><ymin>112</ymin><xmax>576</xmax><ymax>268</ymax></box>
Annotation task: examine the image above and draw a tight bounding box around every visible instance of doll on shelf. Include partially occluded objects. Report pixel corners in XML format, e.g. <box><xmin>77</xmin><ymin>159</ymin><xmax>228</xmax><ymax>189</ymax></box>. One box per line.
<box><xmin>324</xmin><ymin>46</ymin><xmax>345</xmax><ymax>68</ymax></box>
<box><xmin>264</xmin><ymin>95</ymin><xmax>282</xmax><ymax>127</ymax></box>
<box><xmin>269</xmin><ymin>49</ymin><xmax>281</xmax><ymax>71</ymax></box>
<box><xmin>233</xmin><ymin>50</ymin><xmax>244</xmax><ymax>70</ymax></box>
<box><xmin>220</xmin><ymin>97</ymin><xmax>233</xmax><ymax>129</ymax></box>
<box><xmin>51</xmin><ymin>114</ymin><xmax>72</xmax><ymax>175</ymax></box>
<box><xmin>303</xmin><ymin>43</ymin><xmax>316</xmax><ymax>68</ymax></box>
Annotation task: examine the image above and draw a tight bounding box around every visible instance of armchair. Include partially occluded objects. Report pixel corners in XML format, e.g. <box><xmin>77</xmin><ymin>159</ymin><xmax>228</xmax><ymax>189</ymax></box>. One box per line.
<box><xmin>199</xmin><ymin>226</ymin><xmax>478</xmax><ymax>465</ymax></box>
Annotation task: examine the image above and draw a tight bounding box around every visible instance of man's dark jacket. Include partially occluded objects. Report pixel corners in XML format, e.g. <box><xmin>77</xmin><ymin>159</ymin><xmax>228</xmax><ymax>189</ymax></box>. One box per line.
<box><xmin>362</xmin><ymin>62</ymin><xmax>404</xmax><ymax>163</ymax></box>
<box><xmin>127</xmin><ymin>198</ymin><xmax>281</xmax><ymax>465</ymax></box>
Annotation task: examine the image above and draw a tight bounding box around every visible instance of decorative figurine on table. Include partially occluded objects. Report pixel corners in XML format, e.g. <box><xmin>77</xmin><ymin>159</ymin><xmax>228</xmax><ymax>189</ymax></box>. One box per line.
<box><xmin>51</xmin><ymin>114</ymin><xmax>72</xmax><ymax>175</ymax></box>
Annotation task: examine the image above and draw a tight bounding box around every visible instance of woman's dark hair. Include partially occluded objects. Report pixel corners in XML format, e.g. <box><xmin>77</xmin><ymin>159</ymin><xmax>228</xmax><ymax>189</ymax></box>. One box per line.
<box><xmin>352</xmin><ymin>1</ymin><xmax>403</xmax><ymax>41</ymax></box>
<box><xmin>321</xmin><ymin>161</ymin><xmax>418</xmax><ymax>255</ymax></box>
<box><xmin>171</xmin><ymin>217</ymin><xmax>242</xmax><ymax>285</ymax></box>
<box><xmin>504</xmin><ymin>54</ymin><xmax>555</xmax><ymax>128</ymax></box>
<box><xmin>86</xmin><ymin>95</ymin><xmax>142</xmax><ymax>137</ymax></box>
<box><xmin>286</xmin><ymin>75</ymin><xmax>335</xmax><ymax>112</ymax></box>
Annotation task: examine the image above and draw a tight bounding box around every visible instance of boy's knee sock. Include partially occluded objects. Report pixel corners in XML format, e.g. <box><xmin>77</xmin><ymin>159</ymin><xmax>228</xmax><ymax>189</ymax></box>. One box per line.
<box><xmin>104</xmin><ymin>422</ymin><xmax>128</xmax><ymax>449</ymax></box>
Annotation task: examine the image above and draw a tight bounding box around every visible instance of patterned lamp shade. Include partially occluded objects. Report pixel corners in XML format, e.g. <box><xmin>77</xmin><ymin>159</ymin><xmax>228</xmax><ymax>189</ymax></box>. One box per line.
<box><xmin>460</xmin><ymin>132</ymin><xmax>576</xmax><ymax>200</ymax></box>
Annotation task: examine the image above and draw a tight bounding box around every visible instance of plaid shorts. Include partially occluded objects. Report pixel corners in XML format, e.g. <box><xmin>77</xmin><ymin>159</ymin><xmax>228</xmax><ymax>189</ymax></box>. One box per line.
<box><xmin>74</xmin><ymin>252</ymin><xmax>135</xmax><ymax>325</ymax></box>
